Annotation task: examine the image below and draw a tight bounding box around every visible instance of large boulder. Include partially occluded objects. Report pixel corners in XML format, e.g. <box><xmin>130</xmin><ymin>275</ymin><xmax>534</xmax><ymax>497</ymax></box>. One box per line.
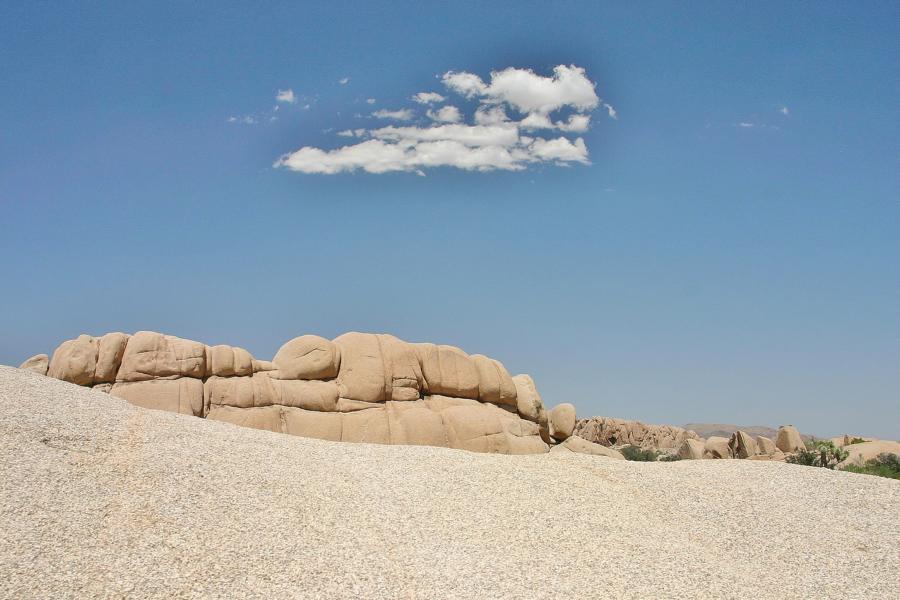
<box><xmin>415</xmin><ymin>343</ymin><xmax>479</xmax><ymax>400</ymax></box>
<box><xmin>757</xmin><ymin>436</ymin><xmax>777</xmax><ymax>456</ymax></box>
<box><xmin>677</xmin><ymin>438</ymin><xmax>705</xmax><ymax>460</ymax></box>
<box><xmin>334</xmin><ymin>333</ymin><xmax>423</xmax><ymax>402</ymax></box>
<box><xmin>704</xmin><ymin>436</ymin><xmax>731</xmax><ymax>459</ymax></box>
<box><xmin>19</xmin><ymin>354</ymin><xmax>49</xmax><ymax>375</ymax></box>
<box><xmin>549</xmin><ymin>403</ymin><xmax>576</xmax><ymax>442</ymax></box>
<box><xmin>728</xmin><ymin>430</ymin><xmax>758</xmax><ymax>459</ymax></box>
<box><xmin>512</xmin><ymin>374</ymin><xmax>547</xmax><ymax>425</ymax></box>
<box><xmin>48</xmin><ymin>334</ymin><xmax>98</xmax><ymax>386</ymax></box>
<box><xmin>775</xmin><ymin>425</ymin><xmax>805</xmax><ymax>453</ymax></box>
<box><xmin>551</xmin><ymin>436</ymin><xmax>625</xmax><ymax>459</ymax></box>
<box><xmin>110</xmin><ymin>378</ymin><xmax>204</xmax><ymax>416</ymax></box>
<box><xmin>94</xmin><ymin>332</ymin><xmax>129</xmax><ymax>383</ymax></box>
<box><xmin>271</xmin><ymin>335</ymin><xmax>340</xmax><ymax>380</ymax></box>
<box><xmin>471</xmin><ymin>354</ymin><xmax>517</xmax><ymax>408</ymax></box>
<box><xmin>116</xmin><ymin>331</ymin><xmax>206</xmax><ymax>382</ymax></box>
<box><xmin>837</xmin><ymin>440</ymin><xmax>900</xmax><ymax>469</ymax></box>
<box><xmin>206</xmin><ymin>344</ymin><xmax>253</xmax><ymax>378</ymax></box>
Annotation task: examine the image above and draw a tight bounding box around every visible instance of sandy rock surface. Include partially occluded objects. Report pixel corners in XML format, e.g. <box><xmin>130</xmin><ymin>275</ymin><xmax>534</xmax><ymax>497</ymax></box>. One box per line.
<box><xmin>1</xmin><ymin>366</ymin><xmax>897</xmax><ymax>599</ymax></box>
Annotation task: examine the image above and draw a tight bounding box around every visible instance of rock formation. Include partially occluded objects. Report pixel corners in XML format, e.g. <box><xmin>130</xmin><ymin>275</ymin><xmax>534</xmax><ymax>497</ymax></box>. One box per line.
<box><xmin>574</xmin><ymin>416</ymin><xmax>700</xmax><ymax>451</ymax></box>
<box><xmin>775</xmin><ymin>425</ymin><xmax>805</xmax><ymax>453</ymax></box>
<box><xmin>21</xmin><ymin>331</ymin><xmax>573</xmax><ymax>455</ymax></box>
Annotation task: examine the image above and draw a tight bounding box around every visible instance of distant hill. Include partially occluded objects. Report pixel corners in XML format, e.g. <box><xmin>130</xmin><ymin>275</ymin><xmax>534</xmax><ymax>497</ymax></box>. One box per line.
<box><xmin>683</xmin><ymin>423</ymin><xmax>814</xmax><ymax>442</ymax></box>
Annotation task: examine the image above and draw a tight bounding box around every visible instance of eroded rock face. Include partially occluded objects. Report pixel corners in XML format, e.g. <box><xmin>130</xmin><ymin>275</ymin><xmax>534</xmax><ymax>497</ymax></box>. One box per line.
<box><xmin>19</xmin><ymin>354</ymin><xmax>49</xmax><ymax>375</ymax></box>
<box><xmin>728</xmin><ymin>430</ymin><xmax>758</xmax><ymax>459</ymax></box>
<box><xmin>574</xmin><ymin>416</ymin><xmax>700</xmax><ymax>451</ymax></box>
<box><xmin>30</xmin><ymin>330</ymin><xmax>554</xmax><ymax>455</ymax></box>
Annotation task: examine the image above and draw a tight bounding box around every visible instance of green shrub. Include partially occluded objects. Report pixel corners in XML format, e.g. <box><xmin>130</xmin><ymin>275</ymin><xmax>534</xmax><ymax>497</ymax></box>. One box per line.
<box><xmin>658</xmin><ymin>453</ymin><xmax>682</xmax><ymax>462</ymax></box>
<box><xmin>786</xmin><ymin>440</ymin><xmax>848</xmax><ymax>469</ymax></box>
<box><xmin>848</xmin><ymin>437</ymin><xmax>867</xmax><ymax>445</ymax></box>
<box><xmin>842</xmin><ymin>453</ymin><xmax>900</xmax><ymax>480</ymax></box>
<box><xmin>620</xmin><ymin>445</ymin><xmax>660</xmax><ymax>462</ymax></box>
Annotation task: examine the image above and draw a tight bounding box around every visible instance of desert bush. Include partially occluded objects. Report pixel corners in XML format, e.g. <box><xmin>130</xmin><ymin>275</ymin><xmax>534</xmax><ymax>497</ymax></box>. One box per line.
<box><xmin>620</xmin><ymin>445</ymin><xmax>660</xmax><ymax>462</ymax></box>
<box><xmin>842</xmin><ymin>453</ymin><xmax>900</xmax><ymax>480</ymax></box>
<box><xmin>787</xmin><ymin>440</ymin><xmax>848</xmax><ymax>469</ymax></box>
<box><xmin>848</xmin><ymin>437</ymin><xmax>867</xmax><ymax>445</ymax></box>
<box><xmin>658</xmin><ymin>453</ymin><xmax>682</xmax><ymax>462</ymax></box>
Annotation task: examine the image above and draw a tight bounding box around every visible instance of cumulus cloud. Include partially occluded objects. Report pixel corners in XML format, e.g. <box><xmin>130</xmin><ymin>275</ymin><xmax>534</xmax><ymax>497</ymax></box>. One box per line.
<box><xmin>276</xmin><ymin>64</ymin><xmax>603</xmax><ymax>175</ymax></box>
<box><xmin>371</xmin><ymin>108</ymin><xmax>415</xmax><ymax>121</ymax></box>
<box><xmin>426</xmin><ymin>106</ymin><xmax>462</xmax><ymax>123</ymax></box>
<box><xmin>276</xmin><ymin>89</ymin><xmax>297</xmax><ymax>104</ymax></box>
<box><xmin>412</xmin><ymin>92</ymin><xmax>446</xmax><ymax>104</ymax></box>
<box><xmin>442</xmin><ymin>65</ymin><xmax>598</xmax><ymax>114</ymax></box>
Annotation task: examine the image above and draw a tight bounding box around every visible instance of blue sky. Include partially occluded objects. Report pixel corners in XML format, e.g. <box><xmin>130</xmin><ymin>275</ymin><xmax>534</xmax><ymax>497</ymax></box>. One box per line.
<box><xmin>1</xmin><ymin>1</ymin><xmax>898</xmax><ymax>437</ymax></box>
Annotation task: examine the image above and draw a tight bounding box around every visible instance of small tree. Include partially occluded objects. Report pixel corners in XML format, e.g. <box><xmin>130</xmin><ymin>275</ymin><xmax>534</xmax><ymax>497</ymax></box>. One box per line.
<box><xmin>787</xmin><ymin>440</ymin><xmax>848</xmax><ymax>469</ymax></box>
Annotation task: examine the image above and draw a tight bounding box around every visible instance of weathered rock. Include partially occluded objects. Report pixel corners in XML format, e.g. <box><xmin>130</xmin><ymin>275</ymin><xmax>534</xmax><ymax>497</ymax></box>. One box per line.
<box><xmin>94</xmin><ymin>333</ymin><xmax>129</xmax><ymax>384</ymax></box>
<box><xmin>471</xmin><ymin>354</ymin><xmax>517</xmax><ymax>408</ymax></box>
<box><xmin>549</xmin><ymin>403</ymin><xmax>576</xmax><ymax>441</ymax></box>
<box><xmin>757</xmin><ymin>436</ymin><xmax>777</xmax><ymax>456</ymax></box>
<box><xmin>728</xmin><ymin>430</ymin><xmax>759</xmax><ymax>459</ymax></box>
<box><xmin>32</xmin><ymin>329</ymin><xmax>550</xmax><ymax>455</ymax></box>
<box><xmin>271</xmin><ymin>335</ymin><xmax>340</xmax><ymax>380</ymax></box>
<box><xmin>416</xmin><ymin>343</ymin><xmax>479</xmax><ymax>400</ymax></box>
<box><xmin>574</xmin><ymin>416</ymin><xmax>700</xmax><ymax>451</ymax></box>
<box><xmin>48</xmin><ymin>335</ymin><xmax>98</xmax><ymax>386</ymax></box>
<box><xmin>551</xmin><ymin>436</ymin><xmax>625</xmax><ymax>459</ymax></box>
<box><xmin>110</xmin><ymin>378</ymin><xmax>204</xmax><ymax>416</ymax></box>
<box><xmin>116</xmin><ymin>331</ymin><xmax>206</xmax><ymax>382</ymax></box>
<box><xmin>334</xmin><ymin>333</ymin><xmax>424</xmax><ymax>402</ymax></box>
<box><xmin>19</xmin><ymin>354</ymin><xmax>49</xmax><ymax>375</ymax></box>
<box><xmin>837</xmin><ymin>440</ymin><xmax>900</xmax><ymax>469</ymax></box>
<box><xmin>677</xmin><ymin>438</ymin><xmax>705</xmax><ymax>460</ymax></box>
<box><xmin>92</xmin><ymin>383</ymin><xmax>113</xmax><ymax>394</ymax></box>
<box><xmin>704</xmin><ymin>436</ymin><xmax>731</xmax><ymax>459</ymax></box>
<box><xmin>207</xmin><ymin>344</ymin><xmax>253</xmax><ymax>378</ymax></box>
<box><xmin>775</xmin><ymin>425</ymin><xmax>805</xmax><ymax>453</ymax></box>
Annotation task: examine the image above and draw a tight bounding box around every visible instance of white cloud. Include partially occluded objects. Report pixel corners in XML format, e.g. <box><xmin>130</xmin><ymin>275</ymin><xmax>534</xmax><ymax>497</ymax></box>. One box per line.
<box><xmin>276</xmin><ymin>89</ymin><xmax>297</xmax><ymax>104</ymax></box>
<box><xmin>443</xmin><ymin>65</ymin><xmax>599</xmax><ymax>114</ymax></box>
<box><xmin>275</xmin><ymin>64</ymin><xmax>601</xmax><ymax>175</ymax></box>
<box><xmin>426</xmin><ymin>105</ymin><xmax>462</xmax><ymax>123</ymax></box>
<box><xmin>339</xmin><ymin>77</ymin><xmax>350</xmax><ymax>85</ymax></box>
<box><xmin>412</xmin><ymin>91</ymin><xmax>446</xmax><ymax>104</ymax></box>
<box><xmin>557</xmin><ymin>114</ymin><xmax>591</xmax><ymax>132</ymax></box>
<box><xmin>738</xmin><ymin>122</ymin><xmax>755</xmax><ymax>128</ymax></box>
<box><xmin>780</xmin><ymin>106</ymin><xmax>789</xmax><ymax>115</ymax></box>
<box><xmin>603</xmin><ymin>103</ymin><xmax>617</xmax><ymax>119</ymax></box>
<box><xmin>337</xmin><ymin>128</ymin><xmax>367</xmax><ymax>138</ymax></box>
<box><xmin>370</xmin><ymin>123</ymin><xmax>519</xmax><ymax>147</ymax></box>
<box><xmin>474</xmin><ymin>105</ymin><xmax>509</xmax><ymax>125</ymax></box>
<box><xmin>227</xmin><ymin>115</ymin><xmax>258</xmax><ymax>125</ymax></box>
<box><xmin>528</xmin><ymin>136</ymin><xmax>589</xmax><ymax>164</ymax></box>
<box><xmin>371</xmin><ymin>108</ymin><xmax>415</xmax><ymax>121</ymax></box>
<box><xmin>366</xmin><ymin>98</ymin><xmax>376</xmax><ymax>104</ymax></box>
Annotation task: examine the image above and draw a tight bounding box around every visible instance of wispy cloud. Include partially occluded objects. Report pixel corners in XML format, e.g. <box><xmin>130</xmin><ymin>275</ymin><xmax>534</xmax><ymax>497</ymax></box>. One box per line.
<box><xmin>371</xmin><ymin>108</ymin><xmax>415</xmax><ymax>121</ymax></box>
<box><xmin>780</xmin><ymin>106</ymin><xmax>789</xmax><ymax>115</ymax></box>
<box><xmin>275</xmin><ymin>64</ymin><xmax>604</xmax><ymax>175</ymax></box>
<box><xmin>366</xmin><ymin>98</ymin><xmax>376</xmax><ymax>105</ymax></box>
<box><xmin>339</xmin><ymin>77</ymin><xmax>350</xmax><ymax>85</ymax></box>
<box><xmin>412</xmin><ymin>91</ymin><xmax>446</xmax><ymax>104</ymax></box>
<box><xmin>276</xmin><ymin>89</ymin><xmax>297</xmax><ymax>104</ymax></box>
<box><xmin>603</xmin><ymin>103</ymin><xmax>618</xmax><ymax>120</ymax></box>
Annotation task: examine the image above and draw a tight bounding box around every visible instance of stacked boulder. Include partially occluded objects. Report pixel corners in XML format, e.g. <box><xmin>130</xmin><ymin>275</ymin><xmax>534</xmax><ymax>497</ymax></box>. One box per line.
<box><xmin>21</xmin><ymin>331</ymin><xmax>577</xmax><ymax>455</ymax></box>
<box><xmin>675</xmin><ymin>427</ymin><xmax>793</xmax><ymax>461</ymax></box>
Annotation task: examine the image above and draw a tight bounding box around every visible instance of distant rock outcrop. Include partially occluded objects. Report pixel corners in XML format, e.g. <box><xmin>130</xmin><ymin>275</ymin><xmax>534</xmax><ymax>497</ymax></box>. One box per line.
<box><xmin>573</xmin><ymin>416</ymin><xmax>700</xmax><ymax>451</ymax></box>
<box><xmin>21</xmin><ymin>330</ymin><xmax>572</xmax><ymax>455</ymax></box>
